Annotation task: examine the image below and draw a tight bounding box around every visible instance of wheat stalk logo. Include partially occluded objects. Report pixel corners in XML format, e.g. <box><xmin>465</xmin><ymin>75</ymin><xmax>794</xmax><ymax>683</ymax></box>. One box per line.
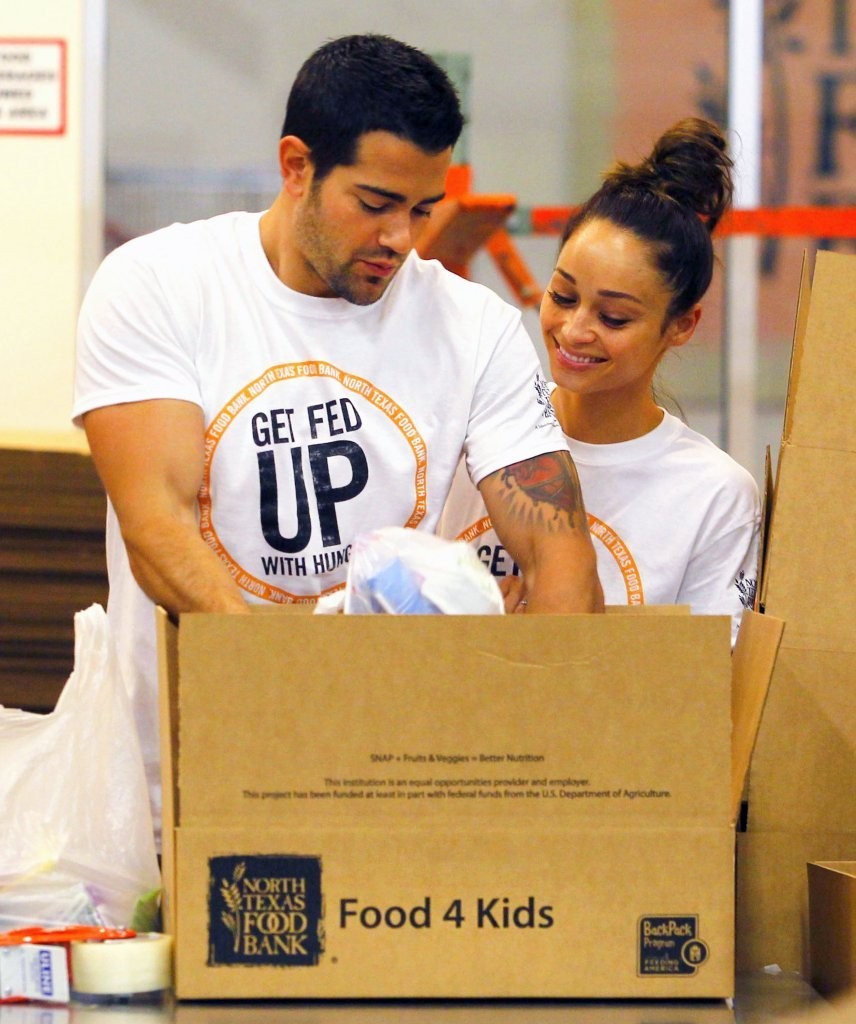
<box><xmin>220</xmin><ymin>861</ymin><xmax>245</xmax><ymax>953</ymax></box>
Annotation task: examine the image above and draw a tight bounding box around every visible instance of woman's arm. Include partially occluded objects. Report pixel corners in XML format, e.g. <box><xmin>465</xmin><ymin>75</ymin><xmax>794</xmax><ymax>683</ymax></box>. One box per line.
<box><xmin>479</xmin><ymin>450</ymin><xmax>604</xmax><ymax>613</ymax></box>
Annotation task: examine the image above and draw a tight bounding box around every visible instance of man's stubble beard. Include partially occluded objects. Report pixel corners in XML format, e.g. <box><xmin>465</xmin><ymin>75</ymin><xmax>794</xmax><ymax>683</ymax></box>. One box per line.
<box><xmin>294</xmin><ymin>187</ymin><xmax>393</xmax><ymax>307</ymax></box>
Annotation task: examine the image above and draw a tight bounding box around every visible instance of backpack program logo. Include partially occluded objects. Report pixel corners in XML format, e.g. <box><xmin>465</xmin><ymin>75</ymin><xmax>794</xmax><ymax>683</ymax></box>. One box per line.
<box><xmin>208</xmin><ymin>854</ymin><xmax>324</xmax><ymax>966</ymax></box>
<box><xmin>638</xmin><ymin>915</ymin><xmax>709</xmax><ymax>976</ymax></box>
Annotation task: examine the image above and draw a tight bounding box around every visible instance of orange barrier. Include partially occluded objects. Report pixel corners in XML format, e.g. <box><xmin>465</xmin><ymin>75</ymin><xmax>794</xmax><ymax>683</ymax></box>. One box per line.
<box><xmin>416</xmin><ymin>194</ymin><xmax>517</xmax><ymax>279</ymax></box>
<box><xmin>723</xmin><ymin>207</ymin><xmax>856</xmax><ymax>237</ymax></box>
<box><xmin>529</xmin><ymin>205</ymin><xmax>856</xmax><ymax>238</ymax></box>
<box><xmin>484</xmin><ymin>229</ymin><xmax>542</xmax><ymax>307</ymax></box>
<box><xmin>430</xmin><ymin>168</ymin><xmax>855</xmax><ymax>307</ymax></box>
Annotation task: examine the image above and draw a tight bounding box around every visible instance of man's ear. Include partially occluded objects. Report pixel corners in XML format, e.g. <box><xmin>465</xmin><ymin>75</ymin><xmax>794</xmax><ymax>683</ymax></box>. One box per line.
<box><xmin>278</xmin><ymin>135</ymin><xmax>313</xmax><ymax>196</ymax></box>
<box><xmin>667</xmin><ymin>304</ymin><xmax>702</xmax><ymax>350</ymax></box>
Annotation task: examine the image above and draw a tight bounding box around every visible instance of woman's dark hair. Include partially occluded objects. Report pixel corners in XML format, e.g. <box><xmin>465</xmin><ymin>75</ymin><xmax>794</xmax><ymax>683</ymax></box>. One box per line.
<box><xmin>281</xmin><ymin>34</ymin><xmax>464</xmax><ymax>182</ymax></box>
<box><xmin>561</xmin><ymin>117</ymin><xmax>734</xmax><ymax>320</ymax></box>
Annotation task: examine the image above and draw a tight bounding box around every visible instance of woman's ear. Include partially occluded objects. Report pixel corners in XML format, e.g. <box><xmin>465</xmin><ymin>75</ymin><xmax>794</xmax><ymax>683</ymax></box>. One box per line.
<box><xmin>667</xmin><ymin>305</ymin><xmax>702</xmax><ymax>350</ymax></box>
<box><xmin>278</xmin><ymin>135</ymin><xmax>312</xmax><ymax>197</ymax></box>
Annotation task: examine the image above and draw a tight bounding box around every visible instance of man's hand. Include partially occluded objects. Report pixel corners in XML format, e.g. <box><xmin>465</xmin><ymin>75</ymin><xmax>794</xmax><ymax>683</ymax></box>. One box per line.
<box><xmin>479</xmin><ymin>450</ymin><xmax>603</xmax><ymax>613</ymax></box>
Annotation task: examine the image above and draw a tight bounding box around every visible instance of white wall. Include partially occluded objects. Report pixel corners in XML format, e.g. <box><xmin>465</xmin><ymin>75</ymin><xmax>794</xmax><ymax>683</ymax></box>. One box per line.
<box><xmin>105</xmin><ymin>0</ymin><xmax>588</xmax><ymax>203</ymax></box>
<box><xmin>103</xmin><ymin>1</ymin><xmax>607</xmax><ymax>375</ymax></box>
<box><xmin>0</xmin><ymin>0</ymin><xmax>102</xmax><ymax>448</ymax></box>
<box><xmin>0</xmin><ymin>0</ymin><xmax>607</xmax><ymax>447</ymax></box>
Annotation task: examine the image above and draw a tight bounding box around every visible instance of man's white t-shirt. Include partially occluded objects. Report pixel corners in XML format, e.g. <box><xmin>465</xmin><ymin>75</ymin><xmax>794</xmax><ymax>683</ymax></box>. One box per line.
<box><xmin>72</xmin><ymin>211</ymin><xmax>567</xmax><ymax>836</ymax></box>
<box><xmin>440</xmin><ymin>409</ymin><xmax>760</xmax><ymax>645</ymax></box>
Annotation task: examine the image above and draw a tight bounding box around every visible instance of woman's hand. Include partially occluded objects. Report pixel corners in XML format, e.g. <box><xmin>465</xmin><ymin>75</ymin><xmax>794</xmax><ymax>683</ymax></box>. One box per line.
<box><xmin>498</xmin><ymin>574</ymin><xmax>528</xmax><ymax>614</ymax></box>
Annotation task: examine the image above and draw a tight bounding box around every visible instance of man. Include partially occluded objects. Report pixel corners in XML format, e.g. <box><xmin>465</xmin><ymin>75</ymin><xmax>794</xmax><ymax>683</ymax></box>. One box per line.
<box><xmin>73</xmin><ymin>34</ymin><xmax>602</xmax><ymax>836</ymax></box>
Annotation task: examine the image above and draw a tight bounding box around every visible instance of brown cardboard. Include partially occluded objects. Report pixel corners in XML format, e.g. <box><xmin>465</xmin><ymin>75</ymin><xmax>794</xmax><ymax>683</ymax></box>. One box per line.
<box><xmin>774</xmin><ymin>250</ymin><xmax>812</xmax><ymax>480</ymax></box>
<box><xmin>171</xmin><ymin>993</ymin><xmax>738</xmax><ymax>1024</ymax></box>
<box><xmin>736</xmin><ymin>831</ymin><xmax>855</xmax><ymax>972</ymax></box>
<box><xmin>736</xmin><ymin>250</ymin><xmax>856</xmax><ymax>975</ymax></box>
<box><xmin>730</xmin><ymin>610</ymin><xmax>785</xmax><ymax>822</ymax></box>
<box><xmin>755</xmin><ymin>445</ymin><xmax>773</xmax><ymax>613</ymax></box>
<box><xmin>808</xmin><ymin>861</ymin><xmax>856</xmax><ymax>999</ymax></box>
<box><xmin>157</xmin><ymin>607</ymin><xmax>781</xmax><ymax>1000</ymax></box>
<box><xmin>776</xmin><ymin>993</ymin><xmax>856</xmax><ymax>1024</ymax></box>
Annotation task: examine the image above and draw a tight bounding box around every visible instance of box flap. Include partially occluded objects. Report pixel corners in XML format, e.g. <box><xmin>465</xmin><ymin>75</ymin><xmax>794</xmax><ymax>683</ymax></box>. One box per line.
<box><xmin>786</xmin><ymin>250</ymin><xmax>856</xmax><ymax>451</ymax></box>
<box><xmin>809</xmin><ymin>860</ymin><xmax>856</xmax><ymax>878</ymax></box>
<box><xmin>169</xmin><ymin>613</ymin><xmax>734</xmax><ymax>830</ymax></box>
<box><xmin>730</xmin><ymin>610</ymin><xmax>785</xmax><ymax>824</ymax></box>
<box><xmin>780</xmin><ymin>250</ymin><xmax>813</xmax><ymax>447</ymax></box>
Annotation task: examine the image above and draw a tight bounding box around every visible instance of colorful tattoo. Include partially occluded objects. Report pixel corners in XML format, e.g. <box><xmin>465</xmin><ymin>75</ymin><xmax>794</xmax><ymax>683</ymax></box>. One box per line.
<box><xmin>501</xmin><ymin>452</ymin><xmax>584</xmax><ymax>528</ymax></box>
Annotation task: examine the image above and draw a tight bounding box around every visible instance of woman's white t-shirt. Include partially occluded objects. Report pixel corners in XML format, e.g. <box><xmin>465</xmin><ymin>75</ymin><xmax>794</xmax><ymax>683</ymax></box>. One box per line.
<box><xmin>440</xmin><ymin>409</ymin><xmax>760</xmax><ymax>644</ymax></box>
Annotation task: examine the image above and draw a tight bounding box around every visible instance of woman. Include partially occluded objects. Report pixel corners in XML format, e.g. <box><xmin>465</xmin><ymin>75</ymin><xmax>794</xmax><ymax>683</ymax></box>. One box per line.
<box><xmin>440</xmin><ymin>117</ymin><xmax>760</xmax><ymax>642</ymax></box>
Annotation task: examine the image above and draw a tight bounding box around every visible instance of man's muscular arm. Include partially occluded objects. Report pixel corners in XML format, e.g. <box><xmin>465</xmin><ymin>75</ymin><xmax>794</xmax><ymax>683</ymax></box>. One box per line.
<box><xmin>479</xmin><ymin>450</ymin><xmax>603</xmax><ymax>613</ymax></box>
<box><xmin>83</xmin><ymin>399</ymin><xmax>250</xmax><ymax>617</ymax></box>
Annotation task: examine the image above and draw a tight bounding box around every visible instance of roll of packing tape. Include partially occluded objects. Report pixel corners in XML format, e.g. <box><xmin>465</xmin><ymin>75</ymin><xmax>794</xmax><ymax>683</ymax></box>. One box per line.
<box><xmin>70</xmin><ymin>932</ymin><xmax>173</xmax><ymax>998</ymax></box>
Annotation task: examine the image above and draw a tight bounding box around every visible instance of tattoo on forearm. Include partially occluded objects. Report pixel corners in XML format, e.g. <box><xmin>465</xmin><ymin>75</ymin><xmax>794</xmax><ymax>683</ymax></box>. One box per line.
<box><xmin>501</xmin><ymin>452</ymin><xmax>585</xmax><ymax>530</ymax></box>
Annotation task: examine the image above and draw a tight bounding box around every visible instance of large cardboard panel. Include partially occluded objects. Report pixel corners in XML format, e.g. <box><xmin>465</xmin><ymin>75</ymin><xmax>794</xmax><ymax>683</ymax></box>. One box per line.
<box><xmin>761</xmin><ymin>446</ymin><xmax>856</xmax><ymax>643</ymax></box>
<box><xmin>736</xmin><ymin>249</ymin><xmax>856</xmax><ymax>974</ymax></box>
<box><xmin>808</xmin><ymin>861</ymin><xmax>856</xmax><ymax>999</ymax></box>
<box><xmin>737</xmin><ymin>640</ymin><xmax>856</xmax><ymax>970</ymax></box>
<box><xmin>746</xmin><ymin>646</ymin><xmax>856</xmax><ymax>833</ymax></box>
<box><xmin>158</xmin><ymin>609</ymin><xmax>780</xmax><ymax>1000</ymax></box>
<box><xmin>737</xmin><ymin>832</ymin><xmax>856</xmax><ymax>976</ymax></box>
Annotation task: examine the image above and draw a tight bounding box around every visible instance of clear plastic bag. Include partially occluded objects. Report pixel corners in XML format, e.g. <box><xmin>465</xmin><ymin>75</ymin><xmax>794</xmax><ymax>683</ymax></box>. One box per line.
<box><xmin>0</xmin><ymin>604</ymin><xmax>161</xmax><ymax>932</ymax></box>
<box><xmin>341</xmin><ymin>527</ymin><xmax>504</xmax><ymax>615</ymax></box>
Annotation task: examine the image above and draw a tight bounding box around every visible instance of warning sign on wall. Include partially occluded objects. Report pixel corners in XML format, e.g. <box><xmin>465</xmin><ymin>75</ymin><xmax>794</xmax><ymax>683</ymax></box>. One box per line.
<box><xmin>0</xmin><ymin>39</ymin><xmax>66</xmax><ymax>135</ymax></box>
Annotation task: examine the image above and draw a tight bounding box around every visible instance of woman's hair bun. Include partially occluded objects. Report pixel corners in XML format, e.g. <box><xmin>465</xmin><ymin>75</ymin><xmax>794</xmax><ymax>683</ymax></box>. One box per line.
<box><xmin>603</xmin><ymin>117</ymin><xmax>734</xmax><ymax>233</ymax></box>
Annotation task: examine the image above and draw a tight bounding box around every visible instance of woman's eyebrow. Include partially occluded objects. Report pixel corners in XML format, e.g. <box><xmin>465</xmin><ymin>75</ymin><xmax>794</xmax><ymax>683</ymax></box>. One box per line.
<box><xmin>553</xmin><ymin>266</ymin><xmax>643</xmax><ymax>304</ymax></box>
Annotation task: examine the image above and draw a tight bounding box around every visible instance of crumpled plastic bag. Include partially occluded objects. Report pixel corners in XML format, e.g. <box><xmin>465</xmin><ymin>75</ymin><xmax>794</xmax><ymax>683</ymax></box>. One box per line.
<box><xmin>332</xmin><ymin>527</ymin><xmax>504</xmax><ymax>615</ymax></box>
<box><xmin>0</xmin><ymin>604</ymin><xmax>161</xmax><ymax>932</ymax></box>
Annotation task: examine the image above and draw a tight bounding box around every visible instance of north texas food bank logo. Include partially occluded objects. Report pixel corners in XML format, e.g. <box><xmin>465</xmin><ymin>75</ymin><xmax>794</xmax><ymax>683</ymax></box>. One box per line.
<box><xmin>208</xmin><ymin>855</ymin><xmax>324</xmax><ymax>966</ymax></box>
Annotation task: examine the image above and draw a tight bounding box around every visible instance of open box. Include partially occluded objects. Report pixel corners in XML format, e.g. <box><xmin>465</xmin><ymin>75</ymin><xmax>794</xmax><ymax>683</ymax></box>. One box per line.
<box><xmin>157</xmin><ymin>605</ymin><xmax>782</xmax><ymax>1000</ymax></box>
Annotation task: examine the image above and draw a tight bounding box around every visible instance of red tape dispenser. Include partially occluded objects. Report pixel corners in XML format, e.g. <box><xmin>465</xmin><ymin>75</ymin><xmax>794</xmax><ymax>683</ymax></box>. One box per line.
<box><xmin>0</xmin><ymin>925</ymin><xmax>136</xmax><ymax>1004</ymax></box>
<box><xmin>1</xmin><ymin>925</ymin><xmax>172</xmax><ymax>1003</ymax></box>
<box><xmin>0</xmin><ymin>925</ymin><xmax>174</xmax><ymax>1003</ymax></box>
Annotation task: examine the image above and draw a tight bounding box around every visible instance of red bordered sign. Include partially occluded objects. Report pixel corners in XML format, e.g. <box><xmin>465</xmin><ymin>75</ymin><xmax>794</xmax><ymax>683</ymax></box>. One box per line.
<box><xmin>0</xmin><ymin>38</ymin><xmax>66</xmax><ymax>136</ymax></box>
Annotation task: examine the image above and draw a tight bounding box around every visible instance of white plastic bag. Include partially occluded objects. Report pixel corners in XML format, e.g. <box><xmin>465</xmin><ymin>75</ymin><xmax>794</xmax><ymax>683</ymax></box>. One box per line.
<box><xmin>342</xmin><ymin>527</ymin><xmax>504</xmax><ymax>615</ymax></box>
<box><xmin>0</xmin><ymin>604</ymin><xmax>161</xmax><ymax>931</ymax></box>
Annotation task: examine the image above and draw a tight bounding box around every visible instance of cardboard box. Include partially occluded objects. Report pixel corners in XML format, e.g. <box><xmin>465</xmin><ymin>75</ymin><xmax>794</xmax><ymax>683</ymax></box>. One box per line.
<box><xmin>158</xmin><ymin>607</ymin><xmax>781</xmax><ymax>1000</ymax></box>
<box><xmin>736</xmin><ymin>251</ymin><xmax>856</xmax><ymax>974</ymax></box>
<box><xmin>808</xmin><ymin>861</ymin><xmax>856</xmax><ymax>999</ymax></box>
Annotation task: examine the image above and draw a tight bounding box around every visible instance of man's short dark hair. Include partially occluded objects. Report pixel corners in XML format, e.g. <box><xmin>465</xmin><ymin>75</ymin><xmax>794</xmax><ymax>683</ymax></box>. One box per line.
<box><xmin>281</xmin><ymin>34</ymin><xmax>464</xmax><ymax>180</ymax></box>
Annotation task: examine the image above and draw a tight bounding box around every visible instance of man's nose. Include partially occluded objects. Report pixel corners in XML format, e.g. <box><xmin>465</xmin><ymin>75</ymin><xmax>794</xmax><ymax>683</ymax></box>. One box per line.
<box><xmin>377</xmin><ymin>211</ymin><xmax>414</xmax><ymax>254</ymax></box>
